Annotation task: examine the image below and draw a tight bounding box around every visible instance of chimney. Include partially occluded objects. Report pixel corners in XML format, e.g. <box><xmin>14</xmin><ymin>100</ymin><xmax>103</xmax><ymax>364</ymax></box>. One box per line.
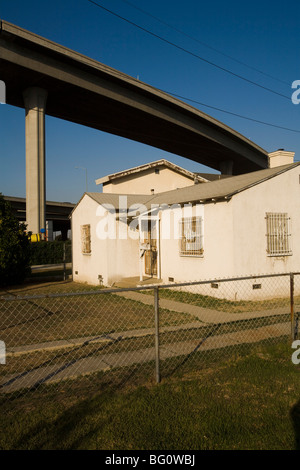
<box><xmin>268</xmin><ymin>149</ymin><xmax>295</xmax><ymax>168</ymax></box>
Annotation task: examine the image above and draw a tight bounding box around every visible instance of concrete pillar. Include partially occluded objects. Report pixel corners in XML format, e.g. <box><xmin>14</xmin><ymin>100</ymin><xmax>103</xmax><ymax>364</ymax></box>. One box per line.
<box><xmin>219</xmin><ymin>160</ymin><xmax>233</xmax><ymax>175</ymax></box>
<box><xmin>23</xmin><ymin>87</ymin><xmax>48</xmax><ymax>236</ymax></box>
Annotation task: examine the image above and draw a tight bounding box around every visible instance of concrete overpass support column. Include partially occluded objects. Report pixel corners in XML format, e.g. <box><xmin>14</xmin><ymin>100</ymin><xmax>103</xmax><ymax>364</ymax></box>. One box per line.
<box><xmin>23</xmin><ymin>87</ymin><xmax>48</xmax><ymax>236</ymax></box>
<box><xmin>219</xmin><ymin>160</ymin><xmax>233</xmax><ymax>175</ymax></box>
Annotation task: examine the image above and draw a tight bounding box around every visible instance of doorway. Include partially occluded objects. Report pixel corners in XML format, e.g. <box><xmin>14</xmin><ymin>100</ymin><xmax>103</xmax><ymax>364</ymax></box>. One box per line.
<box><xmin>143</xmin><ymin>220</ymin><xmax>157</xmax><ymax>276</ymax></box>
<box><xmin>139</xmin><ymin>214</ymin><xmax>160</xmax><ymax>280</ymax></box>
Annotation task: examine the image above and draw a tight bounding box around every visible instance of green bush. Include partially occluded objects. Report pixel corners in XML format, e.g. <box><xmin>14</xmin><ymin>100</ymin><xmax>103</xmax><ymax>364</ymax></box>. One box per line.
<box><xmin>29</xmin><ymin>240</ymin><xmax>72</xmax><ymax>265</ymax></box>
<box><xmin>0</xmin><ymin>194</ymin><xmax>31</xmax><ymax>286</ymax></box>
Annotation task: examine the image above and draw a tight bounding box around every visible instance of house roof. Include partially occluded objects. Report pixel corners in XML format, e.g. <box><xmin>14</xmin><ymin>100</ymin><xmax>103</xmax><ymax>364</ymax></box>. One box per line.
<box><xmin>195</xmin><ymin>173</ymin><xmax>232</xmax><ymax>182</ymax></box>
<box><xmin>71</xmin><ymin>163</ymin><xmax>300</xmax><ymax>218</ymax></box>
<box><xmin>147</xmin><ymin>163</ymin><xmax>300</xmax><ymax>207</ymax></box>
<box><xmin>87</xmin><ymin>192</ymin><xmax>151</xmax><ymax>209</ymax></box>
<box><xmin>95</xmin><ymin>159</ymin><xmax>209</xmax><ymax>185</ymax></box>
<box><xmin>70</xmin><ymin>192</ymin><xmax>152</xmax><ymax>218</ymax></box>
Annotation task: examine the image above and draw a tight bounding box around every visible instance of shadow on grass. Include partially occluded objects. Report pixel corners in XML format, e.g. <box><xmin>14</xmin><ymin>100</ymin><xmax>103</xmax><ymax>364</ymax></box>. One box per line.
<box><xmin>11</xmin><ymin>366</ymin><xmax>143</xmax><ymax>450</ymax></box>
<box><xmin>290</xmin><ymin>399</ymin><xmax>300</xmax><ymax>450</ymax></box>
<box><xmin>163</xmin><ymin>323</ymin><xmax>222</xmax><ymax>378</ymax></box>
<box><xmin>0</xmin><ymin>333</ymin><xmax>123</xmax><ymax>394</ymax></box>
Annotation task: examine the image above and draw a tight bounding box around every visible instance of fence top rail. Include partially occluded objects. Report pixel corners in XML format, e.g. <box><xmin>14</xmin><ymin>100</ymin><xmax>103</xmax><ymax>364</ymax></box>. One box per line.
<box><xmin>0</xmin><ymin>272</ymin><xmax>298</xmax><ymax>302</ymax></box>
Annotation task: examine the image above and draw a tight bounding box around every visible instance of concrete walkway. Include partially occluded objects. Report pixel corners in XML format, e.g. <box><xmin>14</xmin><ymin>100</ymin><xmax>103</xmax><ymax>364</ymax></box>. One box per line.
<box><xmin>1</xmin><ymin>320</ymin><xmax>290</xmax><ymax>393</ymax></box>
<box><xmin>0</xmin><ymin>287</ymin><xmax>293</xmax><ymax>393</ymax></box>
<box><xmin>31</xmin><ymin>263</ymin><xmax>72</xmax><ymax>273</ymax></box>
<box><xmin>114</xmin><ymin>290</ymin><xmax>292</xmax><ymax>324</ymax></box>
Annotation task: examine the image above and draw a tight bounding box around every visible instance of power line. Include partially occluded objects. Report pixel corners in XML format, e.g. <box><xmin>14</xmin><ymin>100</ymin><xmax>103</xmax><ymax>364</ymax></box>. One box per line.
<box><xmin>119</xmin><ymin>0</ymin><xmax>289</xmax><ymax>87</ymax></box>
<box><xmin>87</xmin><ymin>0</ymin><xmax>290</xmax><ymax>101</ymax></box>
<box><xmin>157</xmin><ymin>88</ymin><xmax>300</xmax><ymax>133</ymax></box>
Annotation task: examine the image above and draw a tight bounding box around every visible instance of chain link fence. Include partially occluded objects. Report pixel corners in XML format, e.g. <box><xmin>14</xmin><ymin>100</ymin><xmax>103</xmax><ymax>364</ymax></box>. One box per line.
<box><xmin>29</xmin><ymin>240</ymin><xmax>72</xmax><ymax>282</ymax></box>
<box><xmin>0</xmin><ymin>273</ymin><xmax>299</xmax><ymax>407</ymax></box>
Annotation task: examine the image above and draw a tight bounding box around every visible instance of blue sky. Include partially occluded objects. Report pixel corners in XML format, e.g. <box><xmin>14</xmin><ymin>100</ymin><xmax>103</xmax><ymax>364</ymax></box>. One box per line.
<box><xmin>0</xmin><ymin>0</ymin><xmax>300</xmax><ymax>203</ymax></box>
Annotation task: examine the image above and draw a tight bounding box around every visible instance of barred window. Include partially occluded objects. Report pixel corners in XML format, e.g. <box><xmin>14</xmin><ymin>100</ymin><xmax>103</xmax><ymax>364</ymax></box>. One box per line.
<box><xmin>265</xmin><ymin>213</ymin><xmax>291</xmax><ymax>256</ymax></box>
<box><xmin>81</xmin><ymin>224</ymin><xmax>91</xmax><ymax>254</ymax></box>
<box><xmin>179</xmin><ymin>217</ymin><xmax>203</xmax><ymax>257</ymax></box>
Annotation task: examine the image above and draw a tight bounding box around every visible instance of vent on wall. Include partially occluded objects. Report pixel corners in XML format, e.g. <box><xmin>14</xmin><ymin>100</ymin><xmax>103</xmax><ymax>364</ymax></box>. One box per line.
<box><xmin>253</xmin><ymin>284</ymin><xmax>262</xmax><ymax>290</ymax></box>
<box><xmin>168</xmin><ymin>277</ymin><xmax>174</xmax><ymax>282</ymax></box>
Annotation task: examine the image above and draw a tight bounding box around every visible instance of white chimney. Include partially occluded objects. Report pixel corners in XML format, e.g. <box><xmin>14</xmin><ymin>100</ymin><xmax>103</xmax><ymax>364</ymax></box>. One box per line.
<box><xmin>268</xmin><ymin>149</ymin><xmax>295</xmax><ymax>168</ymax></box>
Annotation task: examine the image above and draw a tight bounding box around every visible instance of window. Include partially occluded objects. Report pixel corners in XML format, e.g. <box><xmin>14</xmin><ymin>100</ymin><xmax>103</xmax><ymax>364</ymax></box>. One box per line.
<box><xmin>265</xmin><ymin>213</ymin><xmax>291</xmax><ymax>256</ymax></box>
<box><xmin>81</xmin><ymin>224</ymin><xmax>91</xmax><ymax>254</ymax></box>
<box><xmin>179</xmin><ymin>217</ymin><xmax>203</xmax><ymax>256</ymax></box>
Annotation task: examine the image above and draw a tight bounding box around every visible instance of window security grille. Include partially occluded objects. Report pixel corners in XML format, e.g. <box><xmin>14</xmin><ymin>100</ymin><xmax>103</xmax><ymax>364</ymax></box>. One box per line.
<box><xmin>179</xmin><ymin>217</ymin><xmax>203</xmax><ymax>257</ymax></box>
<box><xmin>81</xmin><ymin>224</ymin><xmax>91</xmax><ymax>254</ymax></box>
<box><xmin>266</xmin><ymin>213</ymin><xmax>291</xmax><ymax>256</ymax></box>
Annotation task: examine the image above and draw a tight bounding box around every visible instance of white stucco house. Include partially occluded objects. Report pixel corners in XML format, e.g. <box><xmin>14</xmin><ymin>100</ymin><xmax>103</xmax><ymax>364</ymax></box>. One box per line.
<box><xmin>71</xmin><ymin>153</ymin><xmax>300</xmax><ymax>299</ymax></box>
<box><xmin>95</xmin><ymin>159</ymin><xmax>210</xmax><ymax>195</ymax></box>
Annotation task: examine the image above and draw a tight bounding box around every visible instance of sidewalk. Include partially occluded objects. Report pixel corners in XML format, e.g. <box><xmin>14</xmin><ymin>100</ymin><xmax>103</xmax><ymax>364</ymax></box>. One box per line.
<box><xmin>115</xmin><ymin>290</ymin><xmax>291</xmax><ymax>324</ymax></box>
<box><xmin>1</xmin><ymin>320</ymin><xmax>289</xmax><ymax>393</ymax></box>
<box><xmin>0</xmin><ymin>288</ymin><xmax>292</xmax><ymax>393</ymax></box>
<box><xmin>31</xmin><ymin>263</ymin><xmax>72</xmax><ymax>273</ymax></box>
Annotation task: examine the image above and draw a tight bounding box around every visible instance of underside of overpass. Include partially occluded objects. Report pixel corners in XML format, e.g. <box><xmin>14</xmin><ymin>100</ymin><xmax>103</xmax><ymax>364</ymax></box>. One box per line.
<box><xmin>0</xmin><ymin>20</ymin><xmax>269</xmax><ymax>235</ymax></box>
<box><xmin>4</xmin><ymin>196</ymin><xmax>74</xmax><ymax>240</ymax></box>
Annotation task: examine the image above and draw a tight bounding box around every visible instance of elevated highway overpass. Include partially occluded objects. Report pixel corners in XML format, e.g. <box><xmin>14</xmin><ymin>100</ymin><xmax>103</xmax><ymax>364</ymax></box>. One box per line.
<box><xmin>4</xmin><ymin>196</ymin><xmax>74</xmax><ymax>240</ymax></box>
<box><xmin>0</xmin><ymin>20</ymin><xmax>268</xmax><ymax>235</ymax></box>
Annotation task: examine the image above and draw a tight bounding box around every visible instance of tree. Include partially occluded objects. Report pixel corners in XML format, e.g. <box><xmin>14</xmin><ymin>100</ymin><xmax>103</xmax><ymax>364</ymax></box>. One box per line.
<box><xmin>0</xmin><ymin>194</ymin><xmax>31</xmax><ymax>286</ymax></box>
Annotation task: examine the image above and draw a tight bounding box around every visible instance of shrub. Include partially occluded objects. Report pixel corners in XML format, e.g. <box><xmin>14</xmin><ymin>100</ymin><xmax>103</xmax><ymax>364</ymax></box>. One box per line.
<box><xmin>29</xmin><ymin>240</ymin><xmax>72</xmax><ymax>265</ymax></box>
<box><xmin>0</xmin><ymin>194</ymin><xmax>31</xmax><ymax>286</ymax></box>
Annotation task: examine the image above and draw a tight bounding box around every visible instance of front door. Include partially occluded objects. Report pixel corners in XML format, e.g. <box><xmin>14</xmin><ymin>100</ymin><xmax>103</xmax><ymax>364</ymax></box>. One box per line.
<box><xmin>143</xmin><ymin>221</ymin><xmax>157</xmax><ymax>277</ymax></box>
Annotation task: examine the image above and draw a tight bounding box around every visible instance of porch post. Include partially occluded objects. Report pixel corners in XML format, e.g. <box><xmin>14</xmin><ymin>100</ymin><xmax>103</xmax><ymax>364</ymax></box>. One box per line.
<box><xmin>139</xmin><ymin>215</ymin><xmax>143</xmax><ymax>281</ymax></box>
<box><xmin>157</xmin><ymin>218</ymin><xmax>161</xmax><ymax>280</ymax></box>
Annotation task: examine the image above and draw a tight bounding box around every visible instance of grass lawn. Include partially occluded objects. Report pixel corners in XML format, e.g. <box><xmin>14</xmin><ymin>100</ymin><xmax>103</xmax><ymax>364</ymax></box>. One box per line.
<box><xmin>0</xmin><ymin>280</ymin><xmax>299</xmax><ymax>450</ymax></box>
<box><xmin>0</xmin><ymin>341</ymin><xmax>299</xmax><ymax>450</ymax></box>
<box><xmin>0</xmin><ymin>281</ymin><xmax>199</xmax><ymax>349</ymax></box>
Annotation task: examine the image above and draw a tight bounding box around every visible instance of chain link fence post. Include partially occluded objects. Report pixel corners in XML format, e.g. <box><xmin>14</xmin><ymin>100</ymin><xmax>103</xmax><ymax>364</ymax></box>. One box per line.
<box><xmin>154</xmin><ymin>286</ymin><xmax>161</xmax><ymax>383</ymax></box>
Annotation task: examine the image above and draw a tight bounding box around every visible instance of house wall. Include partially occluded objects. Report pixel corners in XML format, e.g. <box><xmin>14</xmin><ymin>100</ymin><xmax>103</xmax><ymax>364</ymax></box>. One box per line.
<box><xmin>159</xmin><ymin>165</ymin><xmax>300</xmax><ymax>300</ymax></box>
<box><xmin>159</xmin><ymin>202</ymin><xmax>234</xmax><ymax>284</ymax></box>
<box><xmin>105</xmin><ymin>223</ymin><xmax>140</xmax><ymax>285</ymax></box>
<box><xmin>231</xmin><ymin>166</ymin><xmax>300</xmax><ymax>277</ymax></box>
<box><xmin>228</xmin><ymin>165</ymin><xmax>300</xmax><ymax>299</ymax></box>
<box><xmin>103</xmin><ymin>166</ymin><xmax>196</xmax><ymax>195</ymax></box>
<box><xmin>72</xmin><ymin>195</ymin><xmax>108</xmax><ymax>286</ymax></box>
<box><xmin>72</xmin><ymin>195</ymin><xmax>140</xmax><ymax>286</ymax></box>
